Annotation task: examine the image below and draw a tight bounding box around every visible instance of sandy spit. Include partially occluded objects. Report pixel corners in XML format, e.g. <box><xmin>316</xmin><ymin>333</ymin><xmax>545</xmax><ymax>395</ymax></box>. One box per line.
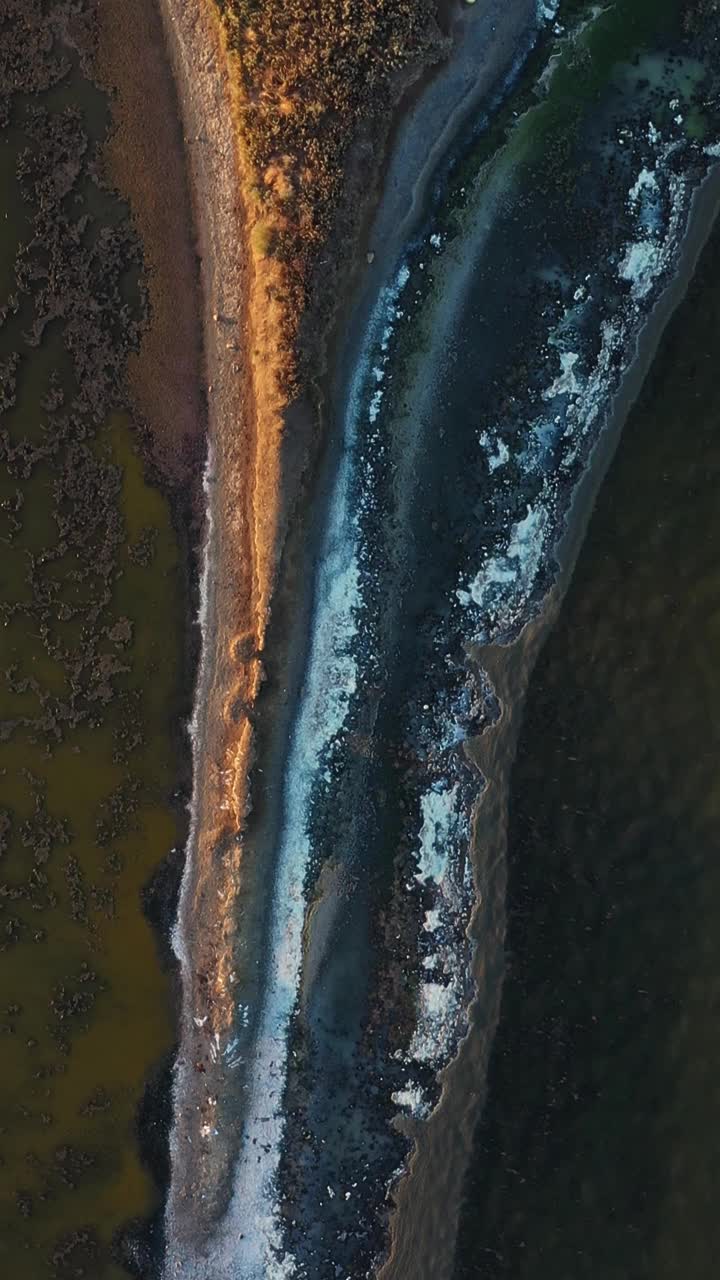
<box><xmin>146</xmin><ymin>0</ymin><xmax>548</xmax><ymax>1266</ymax></box>
<box><xmin>145</xmin><ymin>0</ymin><xmax>290</xmax><ymax>1246</ymax></box>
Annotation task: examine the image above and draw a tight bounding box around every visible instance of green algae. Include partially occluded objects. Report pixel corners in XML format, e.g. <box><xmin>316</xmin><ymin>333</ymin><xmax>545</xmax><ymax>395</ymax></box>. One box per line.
<box><xmin>442</xmin><ymin>0</ymin><xmax>701</xmax><ymax>229</ymax></box>
<box><xmin>0</xmin><ymin>23</ymin><xmax>188</xmax><ymax>1280</ymax></box>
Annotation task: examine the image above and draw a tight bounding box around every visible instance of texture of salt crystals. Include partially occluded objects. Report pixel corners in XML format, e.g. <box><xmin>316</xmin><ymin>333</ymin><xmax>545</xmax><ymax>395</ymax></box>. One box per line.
<box><xmin>628</xmin><ymin>166</ymin><xmax>658</xmax><ymax>205</ymax></box>
<box><xmin>456</xmin><ymin>502</ymin><xmax>549</xmax><ymax>638</ymax></box>
<box><xmin>538</xmin><ymin>0</ymin><xmax>560</xmax><ymax>23</ymax></box>
<box><xmin>368</xmin><ymin>387</ymin><xmax>385</xmax><ymax>423</ymax></box>
<box><xmin>395</xmin><ymin>770</ymin><xmax>473</xmax><ymax>1120</ymax></box>
<box><xmin>619</xmin><ymin>239</ymin><xmax>663</xmax><ymax>299</ymax></box>
<box><xmin>456</xmin><ymin>123</ymin><xmax>710</xmax><ymax>646</ymax></box>
<box><xmin>364</xmin><ymin>262</ymin><xmax>411</xmax><ymax>422</ymax></box>
<box><xmin>620</xmin><ymin>147</ymin><xmax>688</xmax><ymax>301</ymax></box>
<box><xmin>217</xmin><ymin>256</ymin><xmax>415</xmax><ymax>1280</ymax></box>
<box><xmin>423</xmin><ymin>907</ymin><xmax>442</xmax><ymax>933</ymax></box>
<box><xmin>223</xmin><ymin>546</ymin><xmax>363</xmax><ymax>1275</ymax></box>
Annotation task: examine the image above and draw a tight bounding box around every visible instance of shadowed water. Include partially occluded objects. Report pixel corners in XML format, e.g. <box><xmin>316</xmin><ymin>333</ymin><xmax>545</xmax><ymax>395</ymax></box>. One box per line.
<box><xmin>455</xmin><ymin>150</ymin><xmax>720</xmax><ymax>1280</ymax></box>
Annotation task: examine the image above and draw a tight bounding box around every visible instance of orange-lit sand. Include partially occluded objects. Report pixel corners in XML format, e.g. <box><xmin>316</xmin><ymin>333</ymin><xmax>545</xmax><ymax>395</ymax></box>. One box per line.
<box><xmin>153</xmin><ymin>0</ymin><xmax>291</xmax><ymax>1058</ymax></box>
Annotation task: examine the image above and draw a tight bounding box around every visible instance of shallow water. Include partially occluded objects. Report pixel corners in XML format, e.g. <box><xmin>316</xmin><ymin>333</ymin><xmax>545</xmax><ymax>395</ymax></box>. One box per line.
<box><xmin>0</xmin><ymin>37</ymin><xmax>186</xmax><ymax>1280</ymax></box>
<box><xmin>454</xmin><ymin>142</ymin><xmax>720</xmax><ymax>1280</ymax></box>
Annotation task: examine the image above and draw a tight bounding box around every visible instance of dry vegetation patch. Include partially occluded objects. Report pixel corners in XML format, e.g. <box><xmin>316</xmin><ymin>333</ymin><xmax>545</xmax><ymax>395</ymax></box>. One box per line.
<box><xmin>213</xmin><ymin>0</ymin><xmax>444</xmax><ymax>392</ymax></box>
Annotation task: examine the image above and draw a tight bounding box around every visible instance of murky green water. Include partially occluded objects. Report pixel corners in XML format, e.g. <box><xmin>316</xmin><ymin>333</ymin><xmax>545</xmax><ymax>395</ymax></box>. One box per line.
<box><xmin>454</xmin><ymin>144</ymin><xmax>720</xmax><ymax>1280</ymax></box>
<box><xmin>0</xmin><ymin>33</ymin><xmax>185</xmax><ymax>1280</ymax></box>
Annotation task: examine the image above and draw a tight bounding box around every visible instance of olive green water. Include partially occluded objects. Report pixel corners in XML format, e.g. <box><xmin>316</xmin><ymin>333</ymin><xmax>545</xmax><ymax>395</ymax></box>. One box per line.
<box><xmin>454</xmin><ymin>149</ymin><xmax>720</xmax><ymax>1280</ymax></box>
<box><xmin>0</xmin><ymin>37</ymin><xmax>184</xmax><ymax>1280</ymax></box>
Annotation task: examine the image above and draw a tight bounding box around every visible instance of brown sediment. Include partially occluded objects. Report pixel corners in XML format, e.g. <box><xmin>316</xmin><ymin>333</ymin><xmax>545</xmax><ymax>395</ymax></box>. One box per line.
<box><xmin>92</xmin><ymin>0</ymin><xmax>206</xmax><ymax>492</ymax></box>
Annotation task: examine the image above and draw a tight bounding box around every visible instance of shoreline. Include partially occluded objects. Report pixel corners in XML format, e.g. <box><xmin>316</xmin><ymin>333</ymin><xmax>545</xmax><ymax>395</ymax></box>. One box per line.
<box><xmin>150</xmin><ymin>0</ymin><xmax>263</xmax><ymax>1250</ymax></box>
<box><xmin>378</xmin><ymin>154</ymin><xmax>720</xmax><ymax>1280</ymax></box>
<box><xmin>90</xmin><ymin>0</ymin><xmax>210</xmax><ymax>1269</ymax></box>
<box><xmin>150</xmin><ymin>0</ymin><xmax>542</xmax><ymax>1265</ymax></box>
<box><xmin>91</xmin><ymin>0</ymin><xmax>720</xmax><ymax>1272</ymax></box>
<box><xmin>5</xmin><ymin>1</ymin><xmax>720</xmax><ymax>1276</ymax></box>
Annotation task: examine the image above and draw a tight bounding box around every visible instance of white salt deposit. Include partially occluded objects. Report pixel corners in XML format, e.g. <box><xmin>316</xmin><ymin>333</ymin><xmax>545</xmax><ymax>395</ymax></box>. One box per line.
<box><xmin>208</xmin><ymin>264</ymin><xmax>416</xmax><ymax>1279</ymax></box>
<box><xmin>409</xmin><ymin>980</ymin><xmax>461</xmax><ymax>1065</ymax></box>
<box><xmin>538</xmin><ymin>0</ymin><xmax>559</xmax><ymax>22</ymax></box>
<box><xmin>628</xmin><ymin>166</ymin><xmax>658</xmax><ymax>205</ymax></box>
<box><xmin>456</xmin><ymin>502</ymin><xmax>549</xmax><ymax>638</ymax></box>
<box><xmin>619</xmin><ymin>239</ymin><xmax>663</xmax><ymax>299</ymax></box>
<box><xmin>543</xmin><ymin>350</ymin><xmax>581</xmax><ymax>400</ymax></box>
<box><xmin>423</xmin><ymin>908</ymin><xmax>442</xmax><ymax>933</ymax></box>
<box><xmin>392</xmin><ymin>1083</ymin><xmax>431</xmax><ymax>1119</ymax></box>
<box><xmin>414</xmin><ymin>782</ymin><xmax>460</xmax><ymax>885</ymax></box>
<box><xmin>480</xmin><ymin>430</ymin><xmax>510</xmax><ymax>472</ymax></box>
